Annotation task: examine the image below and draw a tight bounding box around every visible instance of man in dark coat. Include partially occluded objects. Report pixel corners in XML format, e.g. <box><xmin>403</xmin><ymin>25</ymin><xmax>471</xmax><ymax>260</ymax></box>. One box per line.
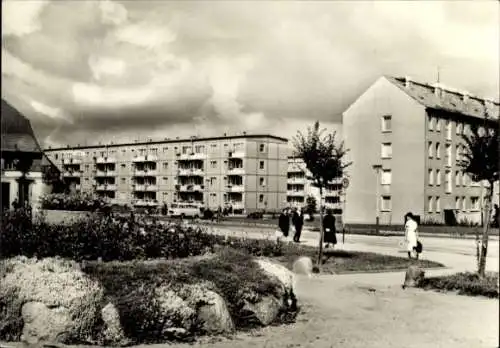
<box><xmin>278</xmin><ymin>208</ymin><xmax>290</xmax><ymax>237</ymax></box>
<box><xmin>323</xmin><ymin>209</ymin><xmax>337</xmax><ymax>248</ymax></box>
<box><xmin>292</xmin><ymin>208</ymin><xmax>304</xmax><ymax>243</ymax></box>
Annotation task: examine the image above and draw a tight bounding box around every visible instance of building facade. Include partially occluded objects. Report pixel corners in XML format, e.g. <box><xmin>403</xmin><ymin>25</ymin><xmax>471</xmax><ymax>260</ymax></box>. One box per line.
<box><xmin>44</xmin><ymin>134</ymin><xmax>288</xmax><ymax>213</ymax></box>
<box><xmin>286</xmin><ymin>157</ymin><xmax>343</xmax><ymax>212</ymax></box>
<box><xmin>1</xmin><ymin>100</ymin><xmax>46</xmax><ymax>212</ymax></box>
<box><xmin>343</xmin><ymin>76</ymin><xmax>499</xmax><ymax>225</ymax></box>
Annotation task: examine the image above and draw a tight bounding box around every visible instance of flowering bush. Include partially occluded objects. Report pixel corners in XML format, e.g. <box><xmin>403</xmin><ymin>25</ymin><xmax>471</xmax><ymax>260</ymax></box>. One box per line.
<box><xmin>40</xmin><ymin>192</ymin><xmax>108</xmax><ymax>212</ymax></box>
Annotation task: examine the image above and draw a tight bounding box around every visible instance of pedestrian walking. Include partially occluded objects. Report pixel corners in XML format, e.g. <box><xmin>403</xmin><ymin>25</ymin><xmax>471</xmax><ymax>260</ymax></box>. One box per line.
<box><xmin>323</xmin><ymin>209</ymin><xmax>337</xmax><ymax>248</ymax></box>
<box><xmin>278</xmin><ymin>208</ymin><xmax>290</xmax><ymax>238</ymax></box>
<box><xmin>404</xmin><ymin>212</ymin><xmax>420</xmax><ymax>260</ymax></box>
<box><xmin>292</xmin><ymin>207</ymin><xmax>304</xmax><ymax>243</ymax></box>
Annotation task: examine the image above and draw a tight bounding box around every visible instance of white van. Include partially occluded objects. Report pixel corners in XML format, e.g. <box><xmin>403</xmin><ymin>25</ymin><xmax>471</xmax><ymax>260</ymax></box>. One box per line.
<box><xmin>169</xmin><ymin>203</ymin><xmax>202</xmax><ymax>219</ymax></box>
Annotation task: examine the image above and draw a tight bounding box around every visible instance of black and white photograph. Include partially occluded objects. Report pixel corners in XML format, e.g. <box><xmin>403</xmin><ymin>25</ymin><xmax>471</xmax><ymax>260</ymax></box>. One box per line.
<box><xmin>1</xmin><ymin>1</ymin><xmax>499</xmax><ymax>347</ymax></box>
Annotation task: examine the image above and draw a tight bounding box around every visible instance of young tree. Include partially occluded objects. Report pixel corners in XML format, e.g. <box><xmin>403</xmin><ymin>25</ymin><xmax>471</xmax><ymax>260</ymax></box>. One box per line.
<box><xmin>293</xmin><ymin>121</ymin><xmax>352</xmax><ymax>268</ymax></box>
<box><xmin>458</xmin><ymin>121</ymin><xmax>499</xmax><ymax>277</ymax></box>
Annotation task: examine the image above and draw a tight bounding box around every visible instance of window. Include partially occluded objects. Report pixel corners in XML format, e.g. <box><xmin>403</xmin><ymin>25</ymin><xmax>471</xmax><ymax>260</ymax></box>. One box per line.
<box><xmin>435</xmin><ymin>143</ymin><xmax>441</xmax><ymax>159</ymax></box>
<box><xmin>462</xmin><ymin>173</ymin><xmax>468</xmax><ymax>186</ymax></box>
<box><xmin>210</xmin><ymin>177</ymin><xmax>216</xmax><ymax>185</ymax></box>
<box><xmin>195</xmin><ymin>145</ymin><xmax>205</xmax><ymax>153</ymax></box>
<box><xmin>381</xmin><ymin>143</ymin><xmax>392</xmax><ymax>159</ymax></box>
<box><xmin>163</xmin><ymin>162</ymin><xmax>168</xmax><ymax>169</ymax></box>
<box><xmin>455</xmin><ymin>171</ymin><xmax>461</xmax><ymax>186</ymax></box>
<box><xmin>163</xmin><ymin>177</ymin><xmax>168</xmax><ymax>184</ymax></box>
<box><xmin>210</xmin><ymin>160</ymin><xmax>217</xmax><ymax>168</ymax></box>
<box><xmin>428</xmin><ymin>116</ymin><xmax>434</xmax><ymax>131</ymax></box>
<box><xmin>445</xmin><ymin>144</ymin><xmax>452</xmax><ymax>166</ymax></box>
<box><xmin>456</xmin><ymin>123</ymin><xmax>463</xmax><ymax>135</ymax></box>
<box><xmin>122</xmin><ymin>149</ymin><xmax>126</xmax><ymax>153</ymax></box>
<box><xmin>428</xmin><ymin>196</ymin><xmax>434</xmax><ymax>212</ymax></box>
<box><xmin>259</xmin><ymin>161</ymin><xmax>265</xmax><ymax>169</ymax></box>
<box><xmin>259</xmin><ymin>144</ymin><xmax>265</xmax><ymax>152</ymax></box>
<box><xmin>381</xmin><ymin>196</ymin><xmax>392</xmax><ymax>212</ymax></box>
<box><xmin>55</xmin><ymin>154</ymin><xmax>59</xmax><ymax>160</ymax></box>
<box><xmin>455</xmin><ymin>197</ymin><xmax>461</xmax><ymax>210</ymax></box>
<box><xmin>121</xmin><ymin>164</ymin><xmax>126</xmax><ymax>169</ymax></box>
<box><xmin>462</xmin><ymin>196</ymin><xmax>467</xmax><ymax>211</ymax></box>
<box><xmin>436</xmin><ymin>197</ymin><xmax>441</xmax><ymax>212</ymax></box>
<box><xmin>85</xmin><ymin>164</ymin><xmax>89</xmax><ymax>170</ymax></box>
<box><xmin>455</xmin><ymin>145</ymin><xmax>461</xmax><ymax>162</ymax></box>
<box><xmin>151</xmin><ymin>148</ymin><xmax>158</xmax><ymax>155</ymax></box>
<box><xmin>121</xmin><ymin>178</ymin><xmax>126</xmax><ymax>183</ymax></box>
<box><xmin>470</xmin><ymin>197</ymin><xmax>480</xmax><ymax>211</ymax></box>
<box><xmin>428</xmin><ymin>169</ymin><xmax>434</xmax><ymax>185</ymax></box>
<box><xmin>163</xmin><ymin>147</ymin><xmax>168</xmax><ymax>152</ymax></box>
<box><xmin>436</xmin><ymin>118</ymin><xmax>441</xmax><ymax>132</ymax></box>
<box><xmin>381</xmin><ymin>170</ymin><xmax>392</xmax><ymax>185</ymax></box>
<box><xmin>436</xmin><ymin>170</ymin><xmax>441</xmax><ymax>186</ymax></box>
<box><xmin>445</xmin><ymin>120</ymin><xmax>452</xmax><ymax>140</ymax></box>
<box><xmin>259</xmin><ymin>177</ymin><xmax>265</xmax><ymax>186</ymax></box>
<box><xmin>381</xmin><ymin>115</ymin><xmax>392</xmax><ymax>132</ymax></box>
<box><xmin>259</xmin><ymin>194</ymin><xmax>264</xmax><ymax>203</ymax></box>
<box><xmin>445</xmin><ymin>170</ymin><xmax>452</xmax><ymax>193</ymax></box>
<box><xmin>428</xmin><ymin>142</ymin><xmax>433</xmax><ymax>158</ymax></box>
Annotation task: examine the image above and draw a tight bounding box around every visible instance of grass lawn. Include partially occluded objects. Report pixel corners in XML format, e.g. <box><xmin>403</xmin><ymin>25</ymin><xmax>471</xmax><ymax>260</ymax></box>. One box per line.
<box><xmin>268</xmin><ymin>243</ymin><xmax>444</xmax><ymax>274</ymax></box>
<box><xmin>417</xmin><ymin>272</ymin><xmax>499</xmax><ymax>298</ymax></box>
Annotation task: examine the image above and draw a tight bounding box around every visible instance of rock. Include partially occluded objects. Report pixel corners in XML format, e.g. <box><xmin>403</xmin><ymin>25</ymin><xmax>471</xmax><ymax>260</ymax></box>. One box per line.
<box><xmin>21</xmin><ymin>301</ymin><xmax>72</xmax><ymax>345</ymax></box>
<box><xmin>292</xmin><ymin>257</ymin><xmax>313</xmax><ymax>277</ymax></box>
<box><xmin>154</xmin><ymin>285</ymin><xmax>197</xmax><ymax>336</ymax></box>
<box><xmin>0</xmin><ymin>257</ymin><xmax>104</xmax><ymax>343</ymax></box>
<box><xmin>254</xmin><ymin>258</ymin><xmax>296</xmax><ymax>294</ymax></box>
<box><xmin>100</xmin><ymin>303</ymin><xmax>128</xmax><ymax>345</ymax></box>
<box><xmin>241</xmin><ymin>295</ymin><xmax>282</xmax><ymax>326</ymax></box>
<box><xmin>402</xmin><ymin>265</ymin><xmax>425</xmax><ymax>289</ymax></box>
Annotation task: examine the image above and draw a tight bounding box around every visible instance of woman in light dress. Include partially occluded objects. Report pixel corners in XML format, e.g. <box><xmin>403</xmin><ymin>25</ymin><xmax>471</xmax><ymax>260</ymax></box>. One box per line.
<box><xmin>404</xmin><ymin>212</ymin><xmax>419</xmax><ymax>260</ymax></box>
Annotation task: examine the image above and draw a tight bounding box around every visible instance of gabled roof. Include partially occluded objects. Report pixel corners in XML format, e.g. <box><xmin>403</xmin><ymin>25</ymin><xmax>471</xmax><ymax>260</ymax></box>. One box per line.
<box><xmin>386</xmin><ymin>76</ymin><xmax>499</xmax><ymax>120</ymax></box>
<box><xmin>1</xmin><ymin>99</ymin><xmax>43</xmax><ymax>153</ymax></box>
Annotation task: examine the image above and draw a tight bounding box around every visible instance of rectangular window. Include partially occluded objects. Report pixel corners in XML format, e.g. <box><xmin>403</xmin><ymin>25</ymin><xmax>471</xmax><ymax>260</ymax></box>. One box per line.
<box><xmin>445</xmin><ymin>120</ymin><xmax>452</xmax><ymax>140</ymax></box>
<box><xmin>381</xmin><ymin>170</ymin><xmax>392</xmax><ymax>185</ymax></box>
<box><xmin>428</xmin><ymin>196</ymin><xmax>434</xmax><ymax>212</ymax></box>
<box><xmin>445</xmin><ymin>170</ymin><xmax>452</xmax><ymax>193</ymax></box>
<box><xmin>259</xmin><ymin>144</ymin><xmax>265</xmax><ymax>152</ymax></box>
<box><xmin>195</xmin><ymin>145</ymin><xmax>205</xmax><ymax>153</ymax></box>
<box><xmin>163</xmin><ymin>177</ymin><xmax>168</xmax><ymax>184</ymax></box>
<box><xmin>428</xmin><ymin>169</ymin><xmax>434</xmax><ymax>185</ymax></box>
<box><xmin>210</xmin><ymin>160</ymin><xmax>217</xmax><ymax>168</ymax></box>
<box><xmin>455</xmin><ymin>145</ymin><xmax>461</xmax><ymax>162</ymax></box>
<box><xmin>445</xmin><ymin>144</ymin><xmax>452</xmax><ymax>166</ymax></box>
<box><xmin>259</xmin><ymin>194</ymin><xmax>264</xmax><ymax>203</ymax></box>
<box><xmin>456</xmin><ymin>122</ymin><xmax>462</xmax><ymax>135</ymax></box>
<box><xmin>163</xmin><ymin>147</ymin><xmax>168</xmax><ymax>152</ymax></box>
<box><xmin>436</xmin><ymin>197</ymin><xmax>441</xmax><ymax>212</ymax></box>
<box><xmin>428</xmin><ymin>141</ymin><xmax>433</xmax><ymax>158</ymax></box>
<box><xmin>455</xmin><ymin>171</ymin><xmax>461</xmax><ymax>186</ymax></box>
<box><xmin>259</xmin><ymin>177</ymin><xmax>265</xmax><ymax>186</ymax></box>
<box><xmin>436</xmin><ymin>170</ymin><xmax>441</xmax><ymax>186</ymax></box>
<box><xmin>381</xmin><ymin>196</ymin><xmax>392</xmax><ymax>212</ymax></box>
<box><xmin>462</xmin><ymin>196</ymin><xmax>467</xmax><ymax>211</ymax></box>
<box><xmin>381</xmin><ymin>143</ymin><xmax>392</xmax><ymax>159</ymax></box>
<box><xmin>259</xmin><ymin>161</ymin><xmax>265</xmax><ymax>169</ymax></box>
<box><xmin>381</xmin><ymin>115</ymin><xmax>392</xmax><ymax>132</ymax></box>
<box><xmin>121</xmin><ymin>164</ymin><xmax>126</xmax><ymax>169</ymax></box>
<box><xmin>163</xmin><ymin>162</ymin><xmax>168</xmax><ymax>169</ymax></box>
<box><xmin>470</xmin><ymin>197</ymin><xmax>480</xmax><ymax>211</ymax></box>
<box><xmin>428</xmin><ymin>115</ymin><xmax>434</xmax><ymax>131</ymax></box>
<box><xmin>435</xmin><ymin>143</ymin><xmax>441</xmax><ymax>159</ymax></box>
<box><xmin>121</xmin><ymin>178</ymin><xmax>126</xmax><ymax>183</ymax></box>
<box><xmin>462</xmin><ymin>173</ymin><xmax>468</xmax><ymax>186</ymax></box>
<box><xmin>455</xmin><ymin>197</ymin><xmax>461</xmax><ymax>210</ymax></box>
<box><xmin>436</xmin><ymin>118</ymin><xmax>441</xmax><ymax>132</ymax></box>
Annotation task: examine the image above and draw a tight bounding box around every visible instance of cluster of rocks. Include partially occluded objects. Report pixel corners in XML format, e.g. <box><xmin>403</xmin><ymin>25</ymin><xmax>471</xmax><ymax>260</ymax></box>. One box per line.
<box><xmin>0</xmin><ymin>255</ymin><xmax>298</xmax><ymax>346</ymax></box>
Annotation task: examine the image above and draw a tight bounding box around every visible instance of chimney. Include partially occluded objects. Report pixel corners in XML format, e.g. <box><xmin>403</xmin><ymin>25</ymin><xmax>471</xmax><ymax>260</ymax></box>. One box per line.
<box><xmin>404</xmin><ymin>76</ymin><xmax>412</xmax><ymax>88</ymax></box>
<box><xmin>433</xmin><ymin>83</ymin><xmax>442</xmax><ymax>97</ymax></box>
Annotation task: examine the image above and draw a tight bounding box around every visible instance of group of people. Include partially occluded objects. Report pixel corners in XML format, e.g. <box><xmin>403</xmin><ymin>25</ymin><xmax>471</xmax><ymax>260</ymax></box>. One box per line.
<box><xmin>278</xmin><ymin>207</ymin><xmax>337</xmax><ymax>247</ymax></box>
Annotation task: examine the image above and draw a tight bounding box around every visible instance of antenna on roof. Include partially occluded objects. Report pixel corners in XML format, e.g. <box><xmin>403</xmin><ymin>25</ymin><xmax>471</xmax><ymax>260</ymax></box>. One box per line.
<box><xmin>436</xmin><ymin>66</ymin><xmax>441</xmax><ymax>84</ymax></box>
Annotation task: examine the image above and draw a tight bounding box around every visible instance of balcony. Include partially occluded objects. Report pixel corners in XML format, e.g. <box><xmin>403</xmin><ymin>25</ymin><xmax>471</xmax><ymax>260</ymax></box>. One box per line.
<box><xmin>133</xmin><ymin>199</ymin><xmax>158</xmax><ymax>207</ymax></box>
<box><xmin>62</xmin><ymin>158</ymin><xmax>82</xmax><ymax>165</ymax></box>
<box><xmin>96</xmin><ymin>157</ymin><xmax>115</xmax><ymax>164</ymax></box>
<box><xmin>177</xmin><ymin>184</ymin><xmax>204</xmax><ymax>192</ymax></box>
<box><xmin>288</xmin><ymin>177</ymin><xmax>306</xmax><ymax>183</ymax></box>
<box><xmin>228</xmin><ymin>167</ymin><xmax>245</xmax><ymax>175</ymax></box>
<box><xmin>95</xmin><ymin>170</ymin><xmax>116</xmax><ymax>177</ymax></box>
<box><xmin>132</xmin><ymin>155</ymin><xmax>158</xmax><ymax>163</ymax></box>
<box><xmin>63</xmin><ymin>171</ymin><xmax>81</xmax><ymax>177</ymax></box>
<box><xmin>324</xmin><ymin>190</ymin><xmax>340</xmax><ymax>197</ymax></box>
<box><xmin>228</xmin><ymin>150</ymin><xmax>245</xmax><ymax>158</ymax></box>
<box><xmin>96</xmin><ymin>184</ymin><xmax>117</xmax><ymax>191</ymax></box>
<box><xmin>287</xmin><ymin>190</ymin><xmax>305</xmax><ymax>196</ymax></box>
<box><xmin>227</xmin><ymin>185</ymin><xmax>244</xmax><ymax>192</ymax></box>
<box><xmin>177</xmin><ymin>168</ymin><xmax>204</xmax><ymax>176</ymax></box>
<box><xmin>133</xmin><ymin>169</ymin><xmax>157</xmax><ymax>177</ymax></box>
<box><xmin>177</xmin><ymin>152</ymin><xmax>207</xmax><ymax>160</ymax></box>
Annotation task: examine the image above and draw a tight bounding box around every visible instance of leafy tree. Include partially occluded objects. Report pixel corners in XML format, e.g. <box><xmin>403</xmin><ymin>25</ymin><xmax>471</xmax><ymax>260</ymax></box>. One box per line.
<box><xmin>293</xmin><ymin>121</ymin><xmax>352</xmax><ymax>268</ymax></box>
<box><xmin>458</xmin><ymin>121</ymin><xmax>499</xmax><ymax>277</ymax></box>
<box><xmin>305</xmin><ymin>195</ymin><xmax>317</xmax><ymax>220</ymax></box>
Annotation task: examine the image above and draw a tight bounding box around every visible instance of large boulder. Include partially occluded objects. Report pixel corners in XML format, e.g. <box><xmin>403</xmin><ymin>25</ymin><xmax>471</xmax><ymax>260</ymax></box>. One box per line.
<box><xmin>402</xmin><ymin>265</ymin><xmax>425</xmax><ymax>289</ymax></box>
<box><xmin>0</xmin><ymin>257</ymin><xmax>103</xmax><ymax>344</ymax></box>
<box><xmin>154</xmin><ymin>285</ymin><xmax>197</xmax><ymax>338</ymax></box>
<box><xmin>241</xmin><ymin>295</ymin><xmax>282</xmax><ymax>326</ymax></box>
<box><xmin>100</xmin><ymin>303</ymin><xmax>128</xmax><ymax>345</ymax></box>
<box><xmin>254</xmin><ymin>258</ymin><xmax>296</xmax><ymax>294</ymax></box>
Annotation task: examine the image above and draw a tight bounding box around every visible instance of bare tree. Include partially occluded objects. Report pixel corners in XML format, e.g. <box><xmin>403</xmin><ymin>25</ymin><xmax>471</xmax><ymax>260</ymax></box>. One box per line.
<box><xmin>293</xmin><ymin>121</ymin><xmax>352</xmax><ymax>268</ymax></box>
<box><xmin>459</xmin><ymin>121</ymin><xmax>499</xmax><ymax>277</ymax></box>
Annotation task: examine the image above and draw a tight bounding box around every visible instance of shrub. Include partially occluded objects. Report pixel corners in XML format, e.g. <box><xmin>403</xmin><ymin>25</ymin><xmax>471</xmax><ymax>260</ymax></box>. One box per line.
<box><xmin>418</xmin><ymin>272</ymin><xmax>499</xmax><ymax>298</ymax></box>
<box><xmin>40</xmin><ymin>192</ymin><xmax>108</xmax><ymax>212</ymax></box>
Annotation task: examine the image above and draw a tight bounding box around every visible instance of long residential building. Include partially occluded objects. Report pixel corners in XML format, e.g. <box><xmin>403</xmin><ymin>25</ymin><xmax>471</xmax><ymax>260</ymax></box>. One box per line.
<box><xmin>44</xmin><ymin>134</ymin><xmax>289</xmax><ymax>213</ymax></box>
<box><xmin>343</xmin><ymin>76</ymin><xmax>499</xmax><ymax>225</ymax></box>
<box><xmin>287</xmin><ymin>157</ymin><xmax>343</xmax><ymax>212</ymax></box>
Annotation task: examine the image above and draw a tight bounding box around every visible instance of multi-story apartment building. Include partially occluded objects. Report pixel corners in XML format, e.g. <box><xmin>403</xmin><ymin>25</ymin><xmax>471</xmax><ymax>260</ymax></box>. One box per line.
<box><xmin>44</xmin><ymin>134</ymin><xmax>289</xmax><ymax>213</ymax></box>
<box><xmin>286</xmin><ymin>157</ymin><xmax>343</xmax><ymax>212</ymax></box>
<box><xmin>343</xmin><ymin>76</ymin><xmax>499</xmax><ymax>225</ymax></box>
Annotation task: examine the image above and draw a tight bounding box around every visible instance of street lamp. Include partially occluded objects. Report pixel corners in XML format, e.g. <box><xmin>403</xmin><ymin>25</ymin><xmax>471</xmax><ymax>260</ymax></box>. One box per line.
<box><xmin>372</xmin><ymin>164</ymin><xmax>382</xmax><ymax>235</ymax></box>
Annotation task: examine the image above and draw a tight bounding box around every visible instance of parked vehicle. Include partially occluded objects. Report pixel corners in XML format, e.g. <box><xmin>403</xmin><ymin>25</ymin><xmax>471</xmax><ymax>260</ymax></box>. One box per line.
<box><xmin>168</xmin><ymin>203</ymin><xmax>202</xmax><ymax>219</ymax></box>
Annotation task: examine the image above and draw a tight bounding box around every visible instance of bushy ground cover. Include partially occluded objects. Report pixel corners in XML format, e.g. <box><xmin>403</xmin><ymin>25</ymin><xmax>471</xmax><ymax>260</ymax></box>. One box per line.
<box><xmin>40</xmin><ymin>192</ymin><xmax>108</xmax><ymax>211</ymax></box>
<box><xmin>417</xmin><ymin>272</ymin><xmax>499</xmax><ymax>299</ymax></box>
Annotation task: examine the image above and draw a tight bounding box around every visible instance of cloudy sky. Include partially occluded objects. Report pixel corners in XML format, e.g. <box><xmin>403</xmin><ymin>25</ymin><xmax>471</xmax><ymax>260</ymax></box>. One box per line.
<box><xmin>2</xmin><ymin>0</ymin><xmax>499</xmax><ymax>148</ymax></box>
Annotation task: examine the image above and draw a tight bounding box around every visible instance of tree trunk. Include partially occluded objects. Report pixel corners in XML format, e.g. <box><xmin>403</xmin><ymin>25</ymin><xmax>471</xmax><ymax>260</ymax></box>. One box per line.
<box><xmin>317</xmin><ymin>187</ymin><xmax>324</xmax><ymax>268</ymax></box>
<box><xmin>478</xmin><ymin>181</ymin><xmax>494</xmax><ymax>277</ymax></box>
